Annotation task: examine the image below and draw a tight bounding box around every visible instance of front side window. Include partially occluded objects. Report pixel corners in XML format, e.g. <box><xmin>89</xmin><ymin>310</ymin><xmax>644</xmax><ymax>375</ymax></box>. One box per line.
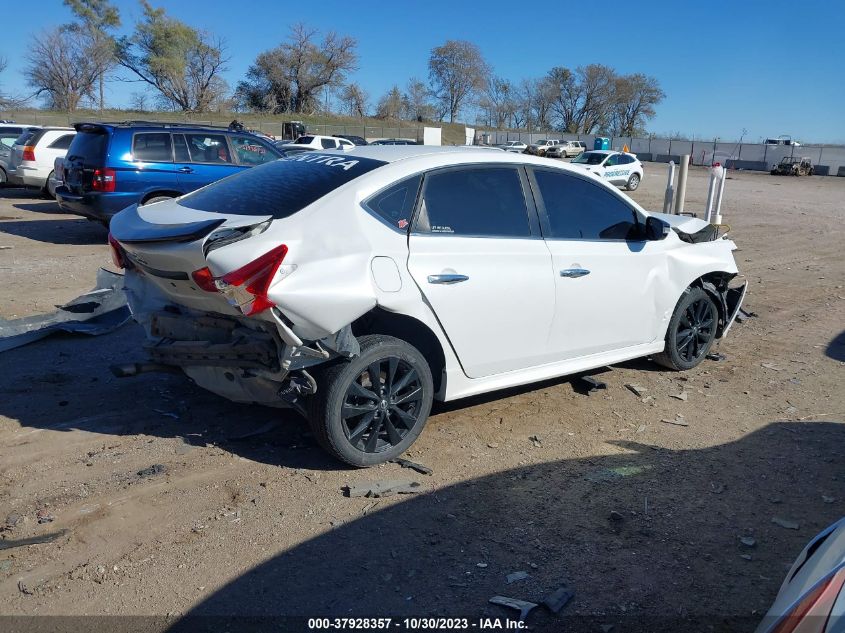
<box><xmin>533</xmin><ymin>169</ymin><xmax>640</xmax><ymax>240</ymax></box>
<box><xmin>133</xmin><ymin>133</ymin><xmax>172</xmax><ymax>162</ymax></box>
<box><xmin>320</xmin><ymin>138</ymin><xmax>335</xmax><ymax>149</ymax></box>
<box><xmin>571</xmin><ymin>152</ymin><xmax>606</xmax><ymax>165</ymax></box>
<box><xmin>230</xmin><ymin>134</ymin><xmax>278</xmax><ymax>166</ymax></box>
<box><xmin>415</xmin><ymin>167</ymin><xmax>530</xmax><ymax>237</ymax></box>
<box><xmin>364</xmin><ymin>175</ymin><xmax>422</xmax><ymax>231</ymax></box>
<box><xmin>184</xmin><ymin>133</ymin><xmax>231</xmax><ymax>164</ymax></box>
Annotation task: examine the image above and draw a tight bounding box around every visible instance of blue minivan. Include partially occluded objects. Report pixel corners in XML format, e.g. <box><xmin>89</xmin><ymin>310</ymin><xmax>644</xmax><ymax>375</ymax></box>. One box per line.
<box><xmin>56</xmin><ymin>122</ymin><xmax>283</xmax><ymax>223</ymax></box>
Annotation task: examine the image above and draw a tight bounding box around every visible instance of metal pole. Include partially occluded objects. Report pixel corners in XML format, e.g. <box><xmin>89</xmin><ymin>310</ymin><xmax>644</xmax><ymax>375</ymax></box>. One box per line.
<box><xmin>675</xmin><ymin>155</ymin><xmax>690</xmax><ymax>215</ymax></box>
<box><xmin>713</xmin><ymin>166</ymin><xmax>727</xmax><ymax>224</ymax></box>
<box><xmin>663</xmin><ymin>161</ymin><xmax>676</xmax><ymax>214</ymax></box>
<box><xmin>704</xmin><ymin>167</ymin><xmax>718</xmax><ymax>222</ymax></box>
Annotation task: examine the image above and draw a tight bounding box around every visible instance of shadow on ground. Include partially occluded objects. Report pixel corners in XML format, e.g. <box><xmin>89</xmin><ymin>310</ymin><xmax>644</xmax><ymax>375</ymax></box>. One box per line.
<box><xmin>826</xmin><ymin>330</ymin><xmax>845</xmax><ymax>362</ymax></box>
<box><xmin>0</xmin><ymin>218</ymin><xmax>107</xmax><ymax>245</ymax></box>
<box><xmin>167</xmin><ymin>422</ymin><xmax>843</xmax><ymax>633</ymax></box>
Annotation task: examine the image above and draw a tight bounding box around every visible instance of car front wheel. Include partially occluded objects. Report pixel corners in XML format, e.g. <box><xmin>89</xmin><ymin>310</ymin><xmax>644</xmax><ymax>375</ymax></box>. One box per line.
<box><xmin>309</xmin><ymin>334</ymin><xmax>434</xmax><ymax>467</ymax></box>
<box><xmin>654</xmin><ymin>287</ymin><xmax>718</xmax><ymax>371</ymax></box>
<box><xmin>626</xmin><ymin>173</ymin><xmax>641</xmax><ymax>191</ymax></box>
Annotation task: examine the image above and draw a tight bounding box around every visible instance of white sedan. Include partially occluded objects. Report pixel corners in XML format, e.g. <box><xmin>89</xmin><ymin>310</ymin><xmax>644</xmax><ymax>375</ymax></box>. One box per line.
<box><xmin>569</xmin><ymin>150</ymin><xmax>644</xmax><ymax>191</ymax></box>
<box><xmin>109</xmin><ymin>146</ymin><xmax>746</xmax><ymax>466</ymax></box>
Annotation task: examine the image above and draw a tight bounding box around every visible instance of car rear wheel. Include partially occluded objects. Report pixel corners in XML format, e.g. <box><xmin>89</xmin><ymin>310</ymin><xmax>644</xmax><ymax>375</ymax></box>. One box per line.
<box><xmin>308</xmin><ymin>334</ymin><xmax>434</xmax><ymax>467</ymax></box>
<box><xmin>654</xmin><ymin>287</ymin><xmax>718</xmax><ymax>371</ymax></box>
<box><xmin>626</xmin><ymin>173</ymin><xmax>641</xmax><ymax>191</ymax></box>
<box><xmin>42</xmin><ymin>171</ymin><xmax>55</xmax><ymax>199</ymax></box>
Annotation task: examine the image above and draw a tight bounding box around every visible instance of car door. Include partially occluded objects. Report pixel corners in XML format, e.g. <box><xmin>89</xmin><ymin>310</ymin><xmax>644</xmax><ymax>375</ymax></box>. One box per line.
<box><xmin>529</xmin><ymin>167</ymin><xmax>668</xmax><ymax>359</ymax></box>
<box><xmin>406</xmin><ymin>165</ymin><xmax>555</xmax><ymax>378</ymax></box>
<box><xmin>174</xmin><ymin>132</ymin><xmax>237</xmax><ymax>193</ymax></box>
<box><xmin>604</xmin><ymin>154</ymin><xmax>635</xmax><ymax>184</ymax></box>
<box><xmin>130</xmin><ymin>132</ymin><xmax>179</xmax><ymax>194</ymax></box>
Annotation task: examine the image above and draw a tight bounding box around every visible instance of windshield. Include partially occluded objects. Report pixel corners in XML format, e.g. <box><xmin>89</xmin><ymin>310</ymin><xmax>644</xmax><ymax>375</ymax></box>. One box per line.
<box><xmin>178</xmin><ymin>153</ymin><xmax>387</xmax><ymax>219</ymax></box>
<box><xmin>572</xmin><ymin>152</ymin><xmax>607</xmax><ymax>165</ymax></box>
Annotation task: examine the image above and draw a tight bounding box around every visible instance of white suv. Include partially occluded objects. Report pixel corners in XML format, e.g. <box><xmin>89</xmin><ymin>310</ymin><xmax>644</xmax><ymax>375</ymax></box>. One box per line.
<box><xmin>8</xmin><ymin>127</ymin><xmax>76</xmax><ymax>195</ymax></box>
<box><xmin>109</xmin><ymin>146</ymin><xmax>746</xmax><ymax>466</ymax></box>
<box><xmin>527</xmin><ymin>139</ymin><xmax>559</xmax><ymax>156</ymax></box>
<box><xmin>283</xmin><ymin>134</ymin><xmax>354</xmax><ymax>151</ymax></box>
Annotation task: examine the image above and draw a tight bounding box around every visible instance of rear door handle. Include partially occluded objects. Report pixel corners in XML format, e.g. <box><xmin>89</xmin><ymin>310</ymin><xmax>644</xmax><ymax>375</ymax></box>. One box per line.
<box><xmin>560</xmin><ymin>268</ymin><xmax>590</xmax><ymax>278</ymax></box>
<box><xmin>427</xmin><ymin>274</ymin><xmax>469</xmax><ymax>285</ymax></box>
<box><xmin>177</xmin><ymin>166</ymin><xmax>194</xmax><ymax>174</ymax></box>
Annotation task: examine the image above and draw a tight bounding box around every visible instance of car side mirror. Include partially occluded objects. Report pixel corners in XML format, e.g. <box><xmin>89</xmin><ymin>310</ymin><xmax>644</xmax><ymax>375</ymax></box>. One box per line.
<box><xmin>645</xmin><ymin>216</ymin><xmax>671</xmax><ymax>240</ymax></box>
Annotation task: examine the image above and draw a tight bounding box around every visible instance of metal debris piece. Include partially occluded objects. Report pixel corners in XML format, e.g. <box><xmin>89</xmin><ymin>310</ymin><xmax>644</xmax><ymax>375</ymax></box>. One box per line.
<box><xmin>823</xmin><ymin>495</ymin><xmax>836</xmax><ymax>504</ymax></box>
<box><xmin>389</xmin><ymin>457</ymin><xmax>433</xmax><ymax>476</ymax></box>
<box><xmin>577</xmin><ymin>375</ymin><xmax>607</xmax><ymax>394</ymax></box>
<box><xmin>740</xmin><ymin>554</ymin><xmax>753</xmax><ymax>561</ymax></box>
<box><xmin>740</xmin><ymin>536</ymin><xmax>757</xmax><ymax>548</ymax></box>
<box><xmin>506</xmin><ymin>571</ymin><xmax>529</xmax><ymax>584</ymax></box>
<box><xmin>36</xmin><ymin>509</ymin><xmax>54</xmax><ymax>524</ymax></box>
<box><xmin>529</xmin><ymin>435</ymin><xmax>542</xmax><ymax>448</ymax></box>
<box><xmin>0</xmin><ymin>269</ymin><xmax>130</xmax><ymax>353</ymax></box>
<box><xmin>137</xmin><ymin>464</ymin><xmax>167</xmax><ymax>478</ymax></box>
<box><xmin>624</xmin><ymin>384</ymin><xmax>647</xmax><ymax>397</ymax></box>
<box><xmin>734</xmin><ymin>308</ymin><xmax>757</xmax><ymax>323</ymax></box>
<box><xmin>609</xmin><ymin>511</ymin><xmax>625</xmax><ymax>522</ymax></box>
<box><xmin>706</xmin><ymin>352</ymin><xmax>727</xmax><ymax>361</ymax></box>
<box><xmin>661</xmin><ymin>415</ymin><xmax>689</xmax><ymax>427</ymax></box>
<box><xmin>772</xmin><ymin>517</ymin><xmax>800</xmax><ymax>530</ymax></box>
<box><xmin>488</xmin><ymin>595</ymin><xmax>538</xmax><ymax>621</ymax></box>
<box><xmin>761</xmin><ymin>362</ymin><xmax>783</xmax><ymax>371</ymax></box>
<box><xmin>669</xmin><ymin>391</ymin><xmax>688</xmax><ymax>401</ymax></box>
<box><xmin>543</xmin><ymin>585</ymin><xmax>575</xmax><ymax>614</ymax></box>
<box><xmin>0</xmin><ymin>529</ymin><xmax>69</xmax><ymax>551</ymax></box>
<box><xmin>476</xmin><ymin>562</ymin><xmax>488</xmax><ymax>568</ymax></box>
<box><xmin>345</xmin><ymin>480</ymin><xmax>422</xmax><ymax>498</ymax></box>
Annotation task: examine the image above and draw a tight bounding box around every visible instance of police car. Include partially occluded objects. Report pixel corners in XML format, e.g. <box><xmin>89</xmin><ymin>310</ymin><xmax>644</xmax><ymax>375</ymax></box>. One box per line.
<box><xmin>569</xmin><ymin>150</ymin><xmax>644</xmax><ymax>191</ymax></box>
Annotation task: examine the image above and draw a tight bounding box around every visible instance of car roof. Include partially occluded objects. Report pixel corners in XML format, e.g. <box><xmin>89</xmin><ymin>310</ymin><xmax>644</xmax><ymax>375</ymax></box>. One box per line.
<box><xmin>347</xmin><ymin>145</ymin><xmax>611</xmax><ymax>169</ymax></box>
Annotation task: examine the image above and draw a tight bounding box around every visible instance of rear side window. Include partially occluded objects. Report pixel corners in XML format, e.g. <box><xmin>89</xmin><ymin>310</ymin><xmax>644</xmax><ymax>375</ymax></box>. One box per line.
<box><xmin>133</xmin><ymin>133</ymin><xmax>172</xmax><ymax>162</ymax></box>
<box><xmin>294</xmin><ymin>136</ymin><xmax>315</xmax><ymax>145</ymax></box>
<box><xmin>178</xmin><ymin>153</ymin><xmax>387</xmax><ymax>218</ymax></box>
<box><xmin>415</xmin><ymin>167</ymin><xmax>530</xmax><ymax>237</ymax></box>
<box><xmin>533</xmin><ymin>169</ymin><xmax>639</xmax><ymax>240</ymax></box>
<box><xmin>15</xmin><ymin>130</ymin><xmax>40</xmax><ymax>146</ymax></box>
<box><xmin>184</xmin><ymin>133</ymin><xmax>231</xmax><ymax>164</ymax></box>
<box><xmin>48</xmin><ymin>134</ymin><xmax>75</xmax><ymax>150</ymax></box>
<box><xmin>364</xmin><ymin>175</ymin><xmax>422</xmax><ymax>231</ymax></box>
<box><xmin>66</xmin><ymin>131</ymin><xmax>108</xmax><ymax>166</ymax></box>
<box><xmin>320</xmin><ymin>138</ymin><xmax>335</xmax><ymax>149</ymax></box>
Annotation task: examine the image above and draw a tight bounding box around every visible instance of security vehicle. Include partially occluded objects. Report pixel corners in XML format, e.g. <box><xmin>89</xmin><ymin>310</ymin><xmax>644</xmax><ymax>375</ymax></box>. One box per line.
<box><xmin>755</xmin><ymin>516</ymin><xmax>845</xmax><ymax>633</ymax></box>
<box><xmin>56</xmin><ymin>122</ymin><xmax>282</xmax><ymax>224</ymax></box>
<box><xmin>109</xmin><ymin>146</ymin><xmax>746</xmax><ymax>467</ymax></box>
<box><xmin>569</xmin><ymin>150</ymin><xmax>644</xmax><ymax>190</ymax></box>
<box><xmin>7</xmin><ymin>126</ymin><xmax>76</xmax><ymax>195</ymax></box>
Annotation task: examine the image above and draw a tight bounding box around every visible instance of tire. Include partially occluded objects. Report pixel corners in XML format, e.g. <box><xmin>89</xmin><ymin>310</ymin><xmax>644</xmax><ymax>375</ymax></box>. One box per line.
<box><xmin>142</xmin><ymin>195</ymin><xmax>173</xmax><ymax>205</ymax></box>
<box><xmin>653</xmin><ymin>287</ymin><xmax>718</xmax><ymax>371</ymax></box>
<box><xmin>308</xmin><ymin>334</ymin><xmax>434</xmax><ymax>467</ymax></box>
<box><xmin>0</xmin><ymin>167</ymin><xmax>6</xmax><ymax>186</ymax></box>
<box><xmin>626</xmin><ymin>173</ymin><xmax>641</xmax><ymax>191</ymax></box>
<box><xmin>42</xmin><ymin>171</ymin><xmax>55</xmax><ymax>199</ymax></box>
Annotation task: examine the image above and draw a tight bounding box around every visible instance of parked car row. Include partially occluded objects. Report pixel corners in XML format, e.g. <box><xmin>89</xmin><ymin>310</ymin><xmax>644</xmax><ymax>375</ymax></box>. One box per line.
<box><xmin>0</xmin><ymin>123</ymin><xmax>76</xmax><ymax>196</ymax></box>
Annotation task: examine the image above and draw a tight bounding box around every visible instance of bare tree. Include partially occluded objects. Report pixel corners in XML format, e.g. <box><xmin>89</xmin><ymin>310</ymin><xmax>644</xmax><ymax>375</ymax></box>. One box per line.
<box><xmin>129</xmin><ymin>90</ymin><xmax>149</xmax><ymax>112</ymax></box>
<box><xmin>402</xmin><ymin>77</ymin><xmax>434</xmax><ymax>121</ymax></box>
<box><xmin>375</xmin><ymin>85</ymin><xmax>403</xmax><ymax>119</ymax></box>
<box><xmin>237</xmin><ymin>24</ymin><xmax>357</xmax><ymax>114</ymax></box>
<box><xmin>480</xmin><ymin>76</ymin><xmax>517</xmax><ymax>128</ymax></box>
<box><xmin>64</xmin><ymin>0</ymin><xmax>120</xmax><ymax>112</ymax></box>
<box><xmin>545</xmin><ymin>64</ymin><xmax>617</xmax><ymax>133</ymax></box>
<box><xmin>516</xmin><ymin>77</ymin><xmax>555</xmax><ymax>131</ymax></box>
<box><xmin>0</xmin><ymin>56</ymin><xmax>8</xmax><ymax>107</ymax></box>
<box><xmin>610</xmin><ymin>73</ymin><xmax>664</xmax><ymax>136</ymax></box>
<box><xmin>116</xmin><ymin>0</ymin><xmax>228</xmax><ymax>113</ymax></box>
<box><xmin>339</xmin><ymin>82</ymin><xmax>368</xmax><ymax>117</ymax></box>
<box><xmin>24</xmin><ymin>27</ymin><xmax>107</xmax><ymax>111</ymax></box>
<box><xmin>428</xmin><ymin>40</ymin><xmax>489</xmax><ymax>123</ymax></box>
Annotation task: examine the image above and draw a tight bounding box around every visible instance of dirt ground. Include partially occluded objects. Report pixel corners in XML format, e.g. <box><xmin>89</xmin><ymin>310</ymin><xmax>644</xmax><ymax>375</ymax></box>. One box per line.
<box><xmin>0</xmin><ymin>163</ymin><xmax>843</xmax><ymax>632</ymax></box>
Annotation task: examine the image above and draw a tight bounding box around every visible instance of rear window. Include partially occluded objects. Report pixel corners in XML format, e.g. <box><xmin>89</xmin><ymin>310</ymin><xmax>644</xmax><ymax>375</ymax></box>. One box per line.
<box><xmin>66</xmin><ymin>131</ymin><xmax>108</xmax><ymax>166</ymax></box>
<box><xmin>48</xmin><ymin>134</ymin><xmax>76</xmax><ymax>150</ymax></box>
<box><xmin>177</xmin><ymin>153</ymin><xmax>387</xmax><ymax>218</ymax></box>
<box><xmin>14</xmin><ymin>130</ymin><xmax>40</xmax><ymax>146</ymax></box>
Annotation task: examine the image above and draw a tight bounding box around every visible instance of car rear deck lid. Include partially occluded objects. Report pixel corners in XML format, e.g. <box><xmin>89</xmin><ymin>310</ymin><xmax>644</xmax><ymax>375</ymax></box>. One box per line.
<box><xmin>110</xmin><ymin>204</ymin><xmax>225</xmax><ymax>244</ymax></box>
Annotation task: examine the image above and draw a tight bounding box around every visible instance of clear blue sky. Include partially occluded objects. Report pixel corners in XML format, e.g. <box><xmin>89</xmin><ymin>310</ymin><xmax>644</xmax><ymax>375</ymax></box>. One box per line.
<box><xmin>2</xmin><ymin>0</ymin><xmax>844</xmax><ymax>143</ymax></box>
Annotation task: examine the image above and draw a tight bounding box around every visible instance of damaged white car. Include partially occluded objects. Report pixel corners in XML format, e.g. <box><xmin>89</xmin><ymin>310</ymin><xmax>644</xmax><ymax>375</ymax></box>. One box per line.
<box><xmin>109</xmin><ymin>147</ymin><xmax>746</xmax><ymax>466</ymax></box>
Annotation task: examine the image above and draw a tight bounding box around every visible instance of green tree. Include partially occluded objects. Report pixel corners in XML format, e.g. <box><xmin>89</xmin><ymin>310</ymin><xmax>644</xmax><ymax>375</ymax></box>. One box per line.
<box><xmin>63</xmin><ymin>0</ymin><xmax>120</xmax><ymax>112</ymax></box>
<box><xmin>116</xmin><ymin>0</ymin><xmax>228</xmax><ymax>112</ymax></box>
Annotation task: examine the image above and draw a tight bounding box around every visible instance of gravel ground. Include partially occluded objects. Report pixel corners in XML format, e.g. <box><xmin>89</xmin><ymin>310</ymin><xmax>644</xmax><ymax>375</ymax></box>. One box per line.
<box><xmin>0</xmin><ymin>164</ymin><xmax>843</xmax><ymax>632</ymax></box>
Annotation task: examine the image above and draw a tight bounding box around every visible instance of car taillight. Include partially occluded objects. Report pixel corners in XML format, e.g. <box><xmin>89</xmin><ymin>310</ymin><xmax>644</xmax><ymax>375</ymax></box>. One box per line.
<box><xmin>22</xmin><ymin>146</ymin><xmax>35</xmax><ymax>161</ymax></box>
<box><xmin>92</xmin><ymin>167</ymin><xmax>116</xmax><ymax>192</ymax></box>
<box><xmin>108</xmin><ymin>233</ymin><xmax>125</xmax><ymax>269</ymax></box>
<box><xmin>769</xmin><ymin>567</ymin><xmax>845</xmax><ymax>633</ymax></box>
<box><xmin>191</xmin><ymin>267</ymin><xmax>217</xmax><ymax>292</ymax></box>
<box><xmin>219</xmin><ymin>244</ymin><xmax>289</xmax><ymax>316</ymax></box>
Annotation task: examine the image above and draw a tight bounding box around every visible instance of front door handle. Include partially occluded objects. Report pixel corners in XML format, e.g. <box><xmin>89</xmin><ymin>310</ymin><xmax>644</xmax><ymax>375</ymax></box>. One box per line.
<box><xmin>560</xmin><ymin>268</ymin><xmax>590</xmax><ymax>278</ymax></box>
<box><xmin>427</xmin><ymin>274</ymin><xmax>469</xmax><ymax>285</ymax></box>
<box><xmin>177</xmin><ymin>166</ymin><xmax>194</xmax><ymax>174</ymax></box>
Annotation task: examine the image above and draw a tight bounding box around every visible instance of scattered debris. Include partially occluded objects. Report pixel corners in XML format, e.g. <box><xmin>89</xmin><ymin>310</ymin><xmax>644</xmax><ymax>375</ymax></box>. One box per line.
<box><xmin>345</xmin><ymin>480</ymin><xmax>422</xmax><ymax>498</ymax></box>
<box><xmin>740</xmin><ymin>536</ymin><xmax>757</xmax><ymax>548</ymax></box>
<box><xmin>576</xmin><ymin>375</ymin><xmax>607</xmax><ymax>394</ymax></box>
<box><xmin>624</xmin><ymin>384</ymin><xmax>647</xmax><ymax>397</ymax></box>
<box><xmin>823</xmin><ymin>495</ymin><xmax>836</xmax><ymax>504</ymax></box>
<box><xmin>488</xmin><ymin>595</ymin><xmax>538</xmax><ymax>621</ymax></box>
<box><xmin>670</xmin><ymin>391</ymin><xmax>689</xmax><ymax>401</ymax></box>
<box><xmin>761</xmin><ymin>362</ymin><xmax>783</xmax><ymax>371</ymax></box>
<box><xmin>476</xmin><ymin>562</ymin><xmax>488</xmax><ymax>568</ymax></box>
<box><xmin>3</xmin><ymin>514</ymin><xmax>21</xmax><ymax>531</ymax></box>
<box><xmin>661</xmin><ymin>415</ymin><xmax>689</xmax><ymax>427</ymax></box>
<box><xmin>227</xmin><ymin>421</ymin><xmax>279</xmax><ymax>441</ymax></box>
<box><xmin>0</xmin><ymin>269</ymin><xmax>131</xmax><ymax>353</ymax></box>
<box><xmin>529</xmin><ymin>435</ymin><xmax>542</xmax><ymax>448</ymax></box>
<box><xmin>137</xmin><ymin>464</ymin><xmax>167</xmax><ymax>478</ymax></box>
<box><xmin>740</xmin><ymin>554</ymin><xmax>753</xmax><ymax>561</ymax></box>
<box><xmin>543</xmin><ymin>585</ymin><xmax>575</xmax><ymax>614</ymax></box>
<box><xmin>0</xmin><ymin>245</ymin><xmax>13</xmax><ymax>250</ymax></box>
<box><xmin>389</xmin><ymin>457</ymin><xmax>433</xmax><ymax>476</ymax></box>
<box><xmin>18</xmin><ymin>580</ymin><xmax>33</xmax><ymax>595</ymax></box>
<box><xmin>734</xmin><ymin>308</ymin><xmax>758</xmax><ymax>323</ymax></box>
<box><xmin>772</xmin><ymin>517</ymin><xmax>800</xmax><ymax>530</ymax></box>
<box><xmin>506</xmin><ymin>571</ymin><xmax>529</xmax><ymax>584</ymax></box>
<box><xmin>36</xmin><ymin>509</ymin><xmax>54</xmax><ymax>524</ymax></box>
<box><xmin>706</xmin><ymin>352</ymin><xmax>727</xmax><ymax>361</ymax></box>
<box><xmin>609</xmin><ymin>511</ymin><xmax>625</xmax><ymax>522</ymax></box>
<box><xmin>487</xmin><ymin>442</ymin><xmax>499</xmax><ymax>449</ymax></box>
<box><xmin>0</xmin><ymin>529</ymin><xmax>69</xmax><ymax>551</ymax></box>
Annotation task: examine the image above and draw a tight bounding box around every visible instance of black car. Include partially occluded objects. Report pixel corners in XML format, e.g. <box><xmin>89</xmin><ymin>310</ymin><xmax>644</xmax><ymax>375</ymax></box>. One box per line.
<box><xmin>332</xmin><ymin>134</ymin><xmax>368</xmax><ymax>146</ymax></box>
<box><xmin>369</xmin><ymin>138</ymin><xmax>419</xmax><ymax>146</ymax></box>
